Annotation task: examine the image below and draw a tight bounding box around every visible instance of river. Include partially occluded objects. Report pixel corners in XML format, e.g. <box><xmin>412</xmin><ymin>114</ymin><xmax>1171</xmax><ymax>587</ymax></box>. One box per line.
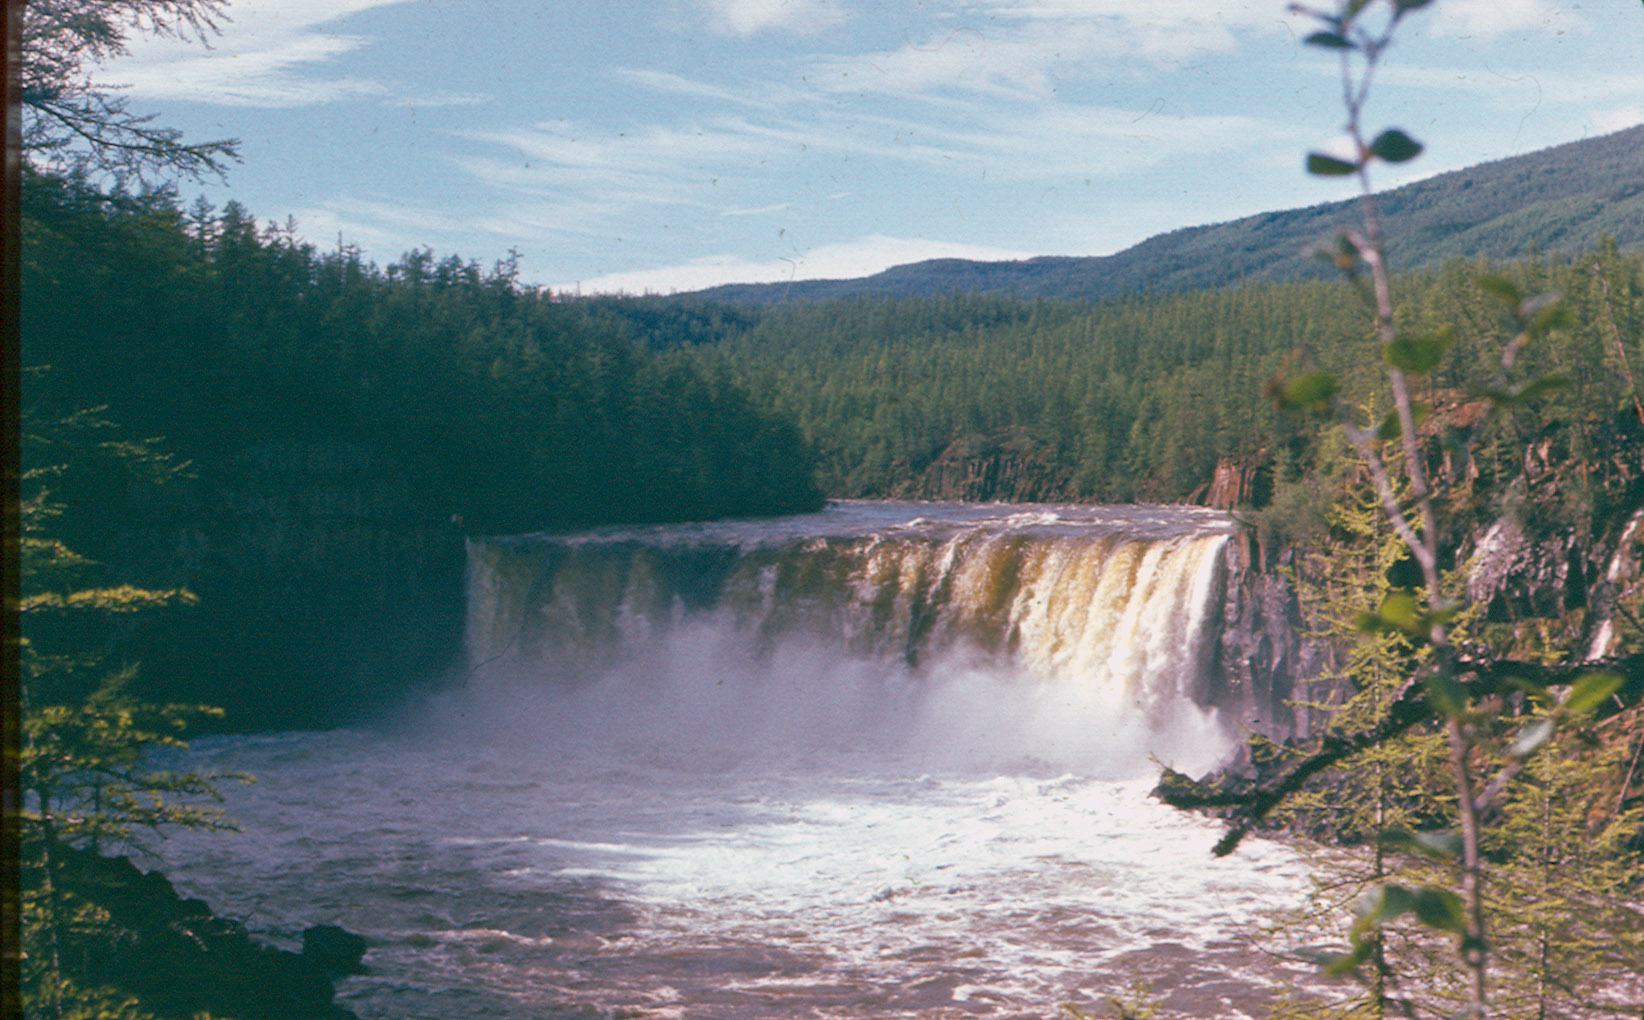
<box><xmin>153</xmin><ymin>501</ymin><xmax>1327</xmax><ymax>1018</ymax></box>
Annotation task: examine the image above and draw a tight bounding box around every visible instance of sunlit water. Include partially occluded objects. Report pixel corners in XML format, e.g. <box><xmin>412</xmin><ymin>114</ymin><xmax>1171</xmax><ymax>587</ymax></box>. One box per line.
<box><xmin>151</xmin><ymin>503</ymin><xmax>1325</xmax><ymax>1018</ymax></box>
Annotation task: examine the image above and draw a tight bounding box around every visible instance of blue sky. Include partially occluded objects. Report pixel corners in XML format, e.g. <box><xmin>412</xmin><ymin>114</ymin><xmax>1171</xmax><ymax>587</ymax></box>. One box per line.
<box><xmin>104</xmin><ymin>0</ymin><xmax>1643</xmax><ymax>294</ymax></box>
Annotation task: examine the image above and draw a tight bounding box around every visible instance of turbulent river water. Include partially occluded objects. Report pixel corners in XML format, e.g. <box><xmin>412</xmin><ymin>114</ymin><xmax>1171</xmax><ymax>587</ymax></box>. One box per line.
<box><xmin>153</xmin><ymin>501</ymin><xmax>1328</xmax><ymax>1019</ymax></box>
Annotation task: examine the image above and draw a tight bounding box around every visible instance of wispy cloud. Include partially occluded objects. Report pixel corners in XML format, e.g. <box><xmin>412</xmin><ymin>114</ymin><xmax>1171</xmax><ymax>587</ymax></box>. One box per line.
<box><xmin>856</xmin><ymin>103</ymin><xmax>1296</xmax><ymax>179</ymax></box>
<box><xmin>610</xmin><ymin>68</ymin><xmax>792</xmax><ymax>110</ymax></box>
<box><xmin>102</xmin><ymin>0</ymin><xmax>428</xmax><ymax>107</ymax></box>
<box><xmin>447</xmin><ymin>94</ymin><xmax>1296</xmax><ymax>244</ymax></box>
<box><xmin>805</xmin><ymin>1</ymin><xmax>1278</xmax><ymax>99</ymax></box>
<box><xmin>283</xmin><ymin>193</ymin><xmax>486</xmax><ymax>256</ymax></box>
<box><xmin>451</xmin><ymin>118</ymin><xmax>785</xmax><ymax>198</ymax></box>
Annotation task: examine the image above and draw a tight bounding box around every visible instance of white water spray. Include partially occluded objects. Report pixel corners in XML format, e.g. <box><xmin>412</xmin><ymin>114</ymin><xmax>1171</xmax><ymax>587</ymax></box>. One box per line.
<box><xmin>462</xmin><ymin>501</ymin><xmax>1237</xmax><ymax>775</ymax></box>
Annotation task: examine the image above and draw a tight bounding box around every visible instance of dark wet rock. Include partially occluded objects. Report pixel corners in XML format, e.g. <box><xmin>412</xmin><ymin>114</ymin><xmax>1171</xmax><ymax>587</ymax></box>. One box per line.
<box><xmin>45</xmin><ymin>841</ymin><xmax>362</xmax><ymax>1020</ymax></box>
<box><xmin>1208</xmin><ymin>532</ymin><xmax>1331</xmax><ymax>741</ymax></box>
<box><xmin>303</xmin><ymin>924</ymin><xmax>370</xmax><ymax>977</ymax></box>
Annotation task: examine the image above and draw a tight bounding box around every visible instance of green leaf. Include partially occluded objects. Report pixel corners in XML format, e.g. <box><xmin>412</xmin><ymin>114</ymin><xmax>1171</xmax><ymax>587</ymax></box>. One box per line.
<box><xmin>1481</xmin><ymin>372</ymin><xmax>1570</xmax><ymax>408</ymax></box>
<box><xmin>1356</xmin><ymin>591</ymin><xmax>1453</xmax><ymax>640</ymax></box>
<box><xmin>1307</xmin><ymin>152</ymin><xmax>1360</xmax><ymax>176</ymax></box>
<box><xmin>1286</xmin><ymin>371</ymin><xmax>1338</xmax><ymax>405</ymax></box>
<box><xmin>1304</xmin><ymin>31</ymin><xmax>1354</xmax><ymax>49</ymax></box>
<box><xmin>1375</xmin><ymin>410</ymin><xmax>1402</xmax><ymax>441</ymax></box>
<box><xmin>1269</xmin><ymin>371</ymin><xmax>1339</xmax><ymax>415</ymax></box>
<box><xmin>1507</xmin><ymin>674</ymin><xmax>1557</xmax><ymax>705</ymax></box>
<box><xmin>1509</xmin><ymin>717</ymin><xmax>1556</xmax><ymax>758</ymax></box>
<box><xmin>1369</xmin><ymin>129</ymin><xmax>1423</xmax><ymax>163</ymax></box>
<box><xmin>1426</xmin><ymin>603</ymin><xmax>1462</xmax><ymax>628</ymax></box>
<box><xmin>1363</xmin><ymin>884</ymin><xmax>1416</xmax><ymax>925</ymax></box>
<box><xmin>1517</xmin><ymin>372</ymin><xmax>1572</xmax><ymax>403</ymax></box>
<box><xmin>1385</xmin><ymin>332</ymin><xmax>1451</xmax><ymax>374</ymax></box>
<box><xmin>1565</xmin><ymin>671</ymin><xmax>1623</xmax><ymax>714</ymax></box>
<box><xmin>1322</xmin><ymin>944</ymin><xmax>1371</xmax><ymax>976</ymax></box>
<box><xmin>1395</xmin><ymin>0</ymin><xmax>1435</xmax><ymax>10</ymax></box>
<box><xmin>1358</xmin><ymin>883</ymin><xmax>1466</xmax><ymax>936</ymax></box>
<box><xmin>1477</xmin><ymin>274</ymin><xmax>1522</xmax><ymax>308</ymax></box>
<box><xmin>1410</xmin><ymin>887</ymin><xmax>1468</xmax><ymax>934</ymax></box>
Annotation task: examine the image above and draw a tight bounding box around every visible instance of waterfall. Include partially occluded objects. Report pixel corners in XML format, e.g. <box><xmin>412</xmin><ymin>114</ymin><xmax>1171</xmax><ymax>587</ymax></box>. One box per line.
<box><xmin>463</xmin><ymin>502</ymin><xmax>1235</xmax><ymax>759</ymax></box>
<box><xmin>156</xmin><ymin>501</ymin><xmax>1318</xmax><ymax>1020</ymax></box>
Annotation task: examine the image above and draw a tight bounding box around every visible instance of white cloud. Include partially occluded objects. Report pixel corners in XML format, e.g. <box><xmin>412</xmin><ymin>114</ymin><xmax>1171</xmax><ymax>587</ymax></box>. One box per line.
<box><xmin>880</xmin><ymin>103</ymin><xmax>1296</xmax><ymax>179</ymax></box>
<box><xmin>552</xmin><ymin>234</ymin><xmax>1040</xmax><ymax>295</ymax></box>
<box><xmin>100</xmin><ymin>0</ymin><xmax>422</xmax><ymax>107</ymax></box>
<box><xmin>448</xmin><ymin>95</ymin><xmax>1294</xmax><ymax>244</ymax></box>
<box><xmin>449</xmin><ymin>118</ymin><xmax>786</xmax><ymax>223</ymax></box>
<box><xmin>1431</xmin><ymin>0</ymin><xmax>1582</xmax><ymax>39</ymax></box>
<box><xmin>701</xmin><ymin>0</ymin><xmax>847</xmax><ymax>36</ymax></box>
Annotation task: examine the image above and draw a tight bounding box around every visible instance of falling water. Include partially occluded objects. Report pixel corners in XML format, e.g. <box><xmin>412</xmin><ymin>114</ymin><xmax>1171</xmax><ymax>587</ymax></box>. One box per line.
<box><xmin>153</xmin><ymin>502</ymin><xmax>1322</xmax><ymax>1019</ymax></box>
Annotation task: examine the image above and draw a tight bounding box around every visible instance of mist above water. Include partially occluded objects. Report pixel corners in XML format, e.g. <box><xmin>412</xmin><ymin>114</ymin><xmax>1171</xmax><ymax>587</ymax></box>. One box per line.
<box><xmin>423</xmin><ymin>619</ymin><xmax>1232</xmax><ymax>781</ymax></box>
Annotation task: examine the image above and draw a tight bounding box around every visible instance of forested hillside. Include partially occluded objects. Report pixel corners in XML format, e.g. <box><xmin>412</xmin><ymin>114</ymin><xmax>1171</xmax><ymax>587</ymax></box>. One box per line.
<box><xmin>603</xmin><ymin>242</ymin><xmax>1644</xmax><ymax>511</ymax></box>
<box><xmin>19</xmin><ymin>169</ymin><xmax>825</xmax><ymax>726</ymax></box>
<box><xmin>693</xmin><ymin>125</ymin><xmax>1644</xmax><ymax>304</ymax></box>
<box><xmin>20</xmin><ymin>171</ymin><xmax>824</xmax><ymax>534</ymax></box>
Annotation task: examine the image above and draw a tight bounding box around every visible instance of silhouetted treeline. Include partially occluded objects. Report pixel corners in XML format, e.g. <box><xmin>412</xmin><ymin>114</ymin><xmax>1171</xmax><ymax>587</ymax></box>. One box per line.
<box><xmin>20</xmin><ymin>169</ymin><xmax>825</xmax><ymax>536</ymax></box>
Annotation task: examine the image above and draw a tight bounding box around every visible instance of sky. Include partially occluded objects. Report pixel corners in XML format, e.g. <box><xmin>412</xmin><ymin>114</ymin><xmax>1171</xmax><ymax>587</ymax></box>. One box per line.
<box><xmin>101</xmin><ymin>0</ymin><xmax>1644</xmax><ymax>295</ymax></box>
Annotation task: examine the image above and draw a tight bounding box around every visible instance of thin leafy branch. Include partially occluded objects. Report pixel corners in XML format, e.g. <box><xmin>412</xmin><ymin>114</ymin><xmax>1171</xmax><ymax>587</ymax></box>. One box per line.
<box><xmin>1210</xmin><ymin>1</ymin><xmax>1643</xmax><ymax>1015</ymax></box>
<box><xmin>19</xmin><ymin>0</ymin><xmax>239</xmax><ymax>182</ymax></box>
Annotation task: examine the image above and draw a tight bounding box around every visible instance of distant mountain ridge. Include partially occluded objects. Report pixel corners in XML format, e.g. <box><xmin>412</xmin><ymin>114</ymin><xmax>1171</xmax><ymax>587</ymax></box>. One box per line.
<box><xmin>694</xmin><ymin>124</ymin><xmax>1644</xmax><ymax>304</ymax></box>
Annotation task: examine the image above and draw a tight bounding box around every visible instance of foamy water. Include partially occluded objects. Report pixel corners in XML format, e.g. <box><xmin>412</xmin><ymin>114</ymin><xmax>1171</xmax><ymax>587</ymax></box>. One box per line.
<box><xmin>152</xmin><ymin>675</ymin><xmax>1319</xmax><ymax>1020</ymax></box>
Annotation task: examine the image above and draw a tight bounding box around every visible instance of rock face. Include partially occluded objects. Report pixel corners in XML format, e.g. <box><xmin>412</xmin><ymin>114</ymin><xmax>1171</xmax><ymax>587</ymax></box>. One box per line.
<box><xmin>303</xmin><ymin>924</ymin><xmax>370</xmax><ymax>977</ymax></box>
<box><xmin>104</xmin><ymin>440</ymin><xmax>467</xmax><ymax>730</ymax></box>
<box><xmin>1458</xmin><ymin>423</ymin><xmax>1644</xmax><ymax>656</ymax></box>
<box><xmin>1210</xmin><ymin>420</ymin><xmax>1644</xmax><ymax>742</ymax></box>
<box><xmin>1207</xmin><ymin>529</ymin><xmax>1330</xmax><ymax>741</ymax></box>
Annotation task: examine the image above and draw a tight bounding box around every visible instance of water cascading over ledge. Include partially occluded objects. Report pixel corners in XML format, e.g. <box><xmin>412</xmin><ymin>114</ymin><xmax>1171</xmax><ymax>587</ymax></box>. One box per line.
<box><xmin>463</xmin><ymin>502</ymin><xmax>1267</xmax><ymax>761</ymax></box>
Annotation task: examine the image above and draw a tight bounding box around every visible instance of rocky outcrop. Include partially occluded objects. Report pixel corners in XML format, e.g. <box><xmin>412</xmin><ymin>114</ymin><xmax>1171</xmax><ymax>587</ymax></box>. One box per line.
<box><xmin>899</xmin><ymin>429</ymin><xmax>1071</xmax><ymax>502</ymax></box>
<box><xmin>1208</xmin><ymin>528</ymin><xmax>1330</xmax><ymax>741</ymax></box>
<box><xmin>41</xmin><ymin>841</ymin><xmax>363</xmax><ymax>1019</ymax></box>
<box><xmin>1458</xmin><ymin>421</ymin><xmax>1644</xmax><ymax>659</ymax></box>
<box><xmin>1200</xmin><ymin>455</ymin><xmax>1270</xmax><ymax>511</ymax></box>
<box><xmin>1210</xmin><ymin>417</ymin><xmax>1644</xmax><ymax>742</ymax></box>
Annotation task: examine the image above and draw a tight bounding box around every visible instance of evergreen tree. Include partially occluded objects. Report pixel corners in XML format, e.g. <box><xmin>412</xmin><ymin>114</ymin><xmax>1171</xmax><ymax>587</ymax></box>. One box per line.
<box><xmin>17</xmin><ymin>402</ymin><xmax>241</xmax><ymax>1019</ymax></box>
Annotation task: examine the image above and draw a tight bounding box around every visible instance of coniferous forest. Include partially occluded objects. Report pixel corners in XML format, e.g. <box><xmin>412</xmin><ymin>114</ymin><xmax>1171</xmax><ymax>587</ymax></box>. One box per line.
<box><xmin>20</xmin><ymin>169</ymin><xmax>826</xmax><ymax>536</ymax></box>
<box><xmin>590</xmin><ymin>245</ymin><xmax>1644</xmax><ymax>514</ymax></box>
